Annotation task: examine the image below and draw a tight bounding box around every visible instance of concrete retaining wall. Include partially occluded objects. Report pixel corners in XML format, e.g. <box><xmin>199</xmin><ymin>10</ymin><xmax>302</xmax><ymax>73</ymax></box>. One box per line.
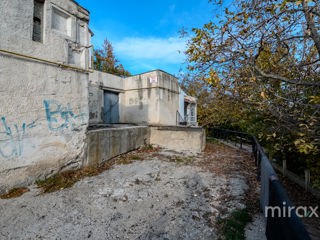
<box><xmin>150</xmin><ymin>126</ymin><xmax>206</xmax><ymax>152</ymax></box>
<box><xmin>86</xmin><ymin>126</ymin><xmax>149</xmax><ymax>166</ymax></box>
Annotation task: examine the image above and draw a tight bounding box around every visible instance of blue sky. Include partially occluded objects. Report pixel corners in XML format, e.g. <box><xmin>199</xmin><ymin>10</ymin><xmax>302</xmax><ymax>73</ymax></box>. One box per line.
<box><xmin>76</xmin><ymin>0</ymin><xmax>215</xmax><ymax>75</ymax></box>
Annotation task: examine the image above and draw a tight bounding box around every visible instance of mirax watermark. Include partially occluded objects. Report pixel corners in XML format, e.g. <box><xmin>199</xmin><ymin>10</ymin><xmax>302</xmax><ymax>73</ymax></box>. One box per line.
<box><xmin>265</xmin><ymin>202</ymin><xmax>319</xmax><ymax>218</ymax></box>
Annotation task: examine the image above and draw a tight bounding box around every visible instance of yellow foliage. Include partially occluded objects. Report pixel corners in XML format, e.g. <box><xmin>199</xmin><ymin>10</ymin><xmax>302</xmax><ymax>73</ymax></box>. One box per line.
<box><xmin>260</xmin><ymin>91</ymin><xmax>267</xmax><ymax>99</ymax></box>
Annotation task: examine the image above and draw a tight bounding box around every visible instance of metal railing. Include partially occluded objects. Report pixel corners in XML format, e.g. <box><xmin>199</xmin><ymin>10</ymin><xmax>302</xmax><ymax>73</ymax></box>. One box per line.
<box><xmin>176</xmin><ymin>111</ymin><xmax>187</xmax><ymax>126</ymax></box>
<box><xmin>208</xmin><ymin>128</ymin><xmax>311</xmax><ymax>240</ymax></box>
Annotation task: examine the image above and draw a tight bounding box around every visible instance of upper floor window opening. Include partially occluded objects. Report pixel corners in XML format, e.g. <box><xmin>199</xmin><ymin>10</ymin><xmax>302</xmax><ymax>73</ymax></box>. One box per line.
<box><xmin>32</xmin><ymin>0</ymin><xmax>45</xmax><ymax>42</ymax></box>
<box><xmin>51</xmin><ymin>6</ymin><xmax>72</xmax><ymax>37</ymax></box>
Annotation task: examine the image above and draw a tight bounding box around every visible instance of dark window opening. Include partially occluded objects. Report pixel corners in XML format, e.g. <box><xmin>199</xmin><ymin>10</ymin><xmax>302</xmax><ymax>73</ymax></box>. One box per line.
<box><xmin>32</xmin><ymin>0</ymin><xmax>44</xmax><ymax>42</ymax></box>
<box><xmin>68</xmin><ymin>45</ymin><xmax>75</xmax><ymax>64</ymax></box>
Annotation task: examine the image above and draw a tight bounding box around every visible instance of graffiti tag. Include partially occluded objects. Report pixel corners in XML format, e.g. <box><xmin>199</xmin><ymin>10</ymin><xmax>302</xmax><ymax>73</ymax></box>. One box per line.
<box><xmin>0</xmin><ymin>117</ymin><xmax>36</xmax><ymax>159</ymax></box>
<box><xmin>44</xmin><ymin>100</ymin><xmax>86</xmax><ymax>132</ymax></box>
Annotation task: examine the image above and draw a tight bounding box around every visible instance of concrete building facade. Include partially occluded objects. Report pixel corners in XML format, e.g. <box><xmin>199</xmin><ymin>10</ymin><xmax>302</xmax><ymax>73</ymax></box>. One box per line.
<box><xmin>88</xmin><ymin>70</ymin><xmax>181</xmax><ymax>126</ymax></box>
<box><xmin>0</xmin><ymin>0</ymin><xmax>91</xmax><ymax>192</ymax></box>
<box><xmin>0</xmin><ymin>0</ymin><xmax>202</xmax><ymax>193</ymax></box>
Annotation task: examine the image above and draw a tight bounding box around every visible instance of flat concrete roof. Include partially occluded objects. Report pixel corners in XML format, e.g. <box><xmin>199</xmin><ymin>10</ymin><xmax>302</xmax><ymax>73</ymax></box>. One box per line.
<box><xmin>128</xmin><ymin>69</ymin><xmax>178</xmax><ymax>80</ymax></box>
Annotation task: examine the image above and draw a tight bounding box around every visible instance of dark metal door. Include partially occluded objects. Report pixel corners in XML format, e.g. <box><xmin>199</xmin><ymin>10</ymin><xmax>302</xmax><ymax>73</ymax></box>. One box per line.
<box><xmin>104</xmin><ymin>91</ymin><xmax>119</xmax><ymax>123</ymax></box>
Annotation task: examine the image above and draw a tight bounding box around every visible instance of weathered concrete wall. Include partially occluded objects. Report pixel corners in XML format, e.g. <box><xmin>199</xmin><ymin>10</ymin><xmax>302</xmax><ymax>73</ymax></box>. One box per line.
<box><xmin>150</xmin><ymin>126</ymin><xmax>206</xmax><ymax>152</ymax></box>
<box><xmin>88</xmin><ymin>71</ymin><xmax>124</xmax><ymax>124</ymax></box>
<box><xmin>157</xmin><ymin>71</ymin><xmax>180</xmax><ymax>125</ymax></box>
<box><xmin>0</xmin><ymin>0</ymin><xmax>90</xmax><ymax>193</ymax></box>
<box><xmin>0</xmin><ymin>0</ymin><xmax>91</xmax><ymax>69</ymax></box>
<box><xmin>121</xmin><ymin>70</ymin><xmax>180</xmax><ymax>125</ymax></box>
<box><xmin>86</xmin><ymin>126</ymin><xmax>149</xmax><ymax>166</ymax></box>
<box><xmin>88</xmin><ymin>70</ymin><xmax>180</xmax><ymax>126</ymax></box>
<box><xmin>0</xmin><ymin>56</ymin><xmax>89</xmax><ymax>193</ymax></box>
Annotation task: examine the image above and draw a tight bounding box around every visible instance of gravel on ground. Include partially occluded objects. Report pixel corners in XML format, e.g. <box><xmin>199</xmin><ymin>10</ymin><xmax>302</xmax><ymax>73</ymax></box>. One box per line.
<box><xmin>0</xmin><ymin>143</ymin><xmax>263</xmax><ymax>240</ymax></box>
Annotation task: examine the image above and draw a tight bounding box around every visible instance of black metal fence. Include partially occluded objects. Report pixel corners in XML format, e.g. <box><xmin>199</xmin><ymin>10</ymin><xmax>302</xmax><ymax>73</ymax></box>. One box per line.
<box><xmin>208</xmin><ymin>128</ymin><xmax>311</xmax><ymax>240</ymax></box>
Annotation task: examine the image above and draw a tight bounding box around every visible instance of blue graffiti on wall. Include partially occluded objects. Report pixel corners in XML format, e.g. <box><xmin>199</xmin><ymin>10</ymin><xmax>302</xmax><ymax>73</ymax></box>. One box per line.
<box><xmin>0</xmin><ymin>100</ymin><xmax>86</xmax><ymax>160</ymax></box>
<box><xmin>44</xmin><ymin>100</ymin><xmax>86</xmax><ymax>132</ymax></box>
<box><xmin>0</xmin><ymin>117</ymin><xmax>36</xmax><ymax>159</ymax></box>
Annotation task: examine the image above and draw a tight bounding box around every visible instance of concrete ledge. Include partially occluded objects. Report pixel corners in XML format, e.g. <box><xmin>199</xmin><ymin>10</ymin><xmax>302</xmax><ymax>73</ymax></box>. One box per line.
<box><xmin>86</xmin><ymin>126</ymin><xmax>149</xmax><ymax>166</ymax></box>
<box><xmin>149</xmin><ymin>126</ymin><xmax>206</xmax><ymax>152</ymax></box>
<box><xmin>149</xmin><ymin>125</ymin><xmax>203</xmax><ymax>132</ymax></box>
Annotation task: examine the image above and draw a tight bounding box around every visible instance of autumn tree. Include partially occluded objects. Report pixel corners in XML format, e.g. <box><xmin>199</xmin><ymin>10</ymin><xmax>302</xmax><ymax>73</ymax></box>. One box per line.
<box><xmin>184</xmin><ymin>0</ymin><xmax>320</xmax><ymax>185</ymax></box>
<box><xmin>94</xmin><ymin>38</ymin><xmax>130</xmax><ymax>76</ymax></box>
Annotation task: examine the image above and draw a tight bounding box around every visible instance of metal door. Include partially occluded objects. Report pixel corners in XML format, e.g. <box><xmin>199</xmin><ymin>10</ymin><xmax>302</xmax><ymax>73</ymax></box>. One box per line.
<box><xmin>104</xmin><ymin>91</ymin><xmax>119</xmax><ymax>123</ymax></box>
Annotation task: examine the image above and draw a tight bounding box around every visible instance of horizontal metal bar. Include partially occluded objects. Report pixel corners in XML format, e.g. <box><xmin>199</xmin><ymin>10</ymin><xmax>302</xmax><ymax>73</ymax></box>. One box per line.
<box><xmin>0</xmin><ymin>47</ymin><xmax>94</xmax><ymax>73</ymax></box>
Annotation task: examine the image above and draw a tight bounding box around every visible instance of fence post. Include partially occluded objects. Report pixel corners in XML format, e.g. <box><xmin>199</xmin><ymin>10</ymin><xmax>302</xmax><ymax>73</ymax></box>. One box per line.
<box><xmin>304</xmin><ymin>170</ymin><xmax>310</xmax><ymax>192</ymax></box>
<box><xmin>282</xmin><ymin>160</ymin><xmax>287</xmax><ymax>176</ymax></box>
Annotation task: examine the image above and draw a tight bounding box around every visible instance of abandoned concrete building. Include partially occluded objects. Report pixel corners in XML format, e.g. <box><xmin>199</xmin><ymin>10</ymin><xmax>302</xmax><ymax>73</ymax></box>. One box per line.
<box><xmin>0</xmin><ymin>0</ymin><xmax>204</xmax><ymax>193</ymax></box>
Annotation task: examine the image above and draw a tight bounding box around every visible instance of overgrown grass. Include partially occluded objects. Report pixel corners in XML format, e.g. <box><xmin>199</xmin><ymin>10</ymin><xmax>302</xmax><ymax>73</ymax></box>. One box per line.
<box><xmin>36</xmin><ymin>145</ymin><xmax>154</xmax><ymax>194</ymax></box>
<box><xmin>217</xmin><ymin>207</ymin><xmax>252</xmax><ymax>240</ymax></box>
<box><xmin>0</xmin><ymin>187</ymin><xmax>30</xmax><ymax>199</ymax></box>
<box><xmin>35</xmin><ymin>143</ymin><xmax>160</xmax><ymax>194</ymax></box>
<box><xmin>172</xmin><ymin>157</ymin><xmax>184</xmax><ymax>163</ymax></box>
<box><xmin>36</xmin><ymin>159</ymin><xmax>120</xmax><ymax>194</ymax></box>
<box><xmin>131</xmin><ymin>155</ymin><xmax>142</xmax><ymax>160</ymax></box>
<box><xmin>168</xmin><ymin>156</ymin><xmax>194</xmax><ymax>164</ymax></box>
<box><xmin>184</xmin><ymin>156</ymin><xmax>194</xmax><ymax>164</ymax></box>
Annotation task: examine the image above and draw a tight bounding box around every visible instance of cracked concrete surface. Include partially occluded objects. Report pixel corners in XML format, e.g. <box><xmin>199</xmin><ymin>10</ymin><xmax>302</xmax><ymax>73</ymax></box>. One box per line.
<box><xmin>0</xmin><ymin>146</ymin><xmax>264</xmax><ymax>240</ymax></box>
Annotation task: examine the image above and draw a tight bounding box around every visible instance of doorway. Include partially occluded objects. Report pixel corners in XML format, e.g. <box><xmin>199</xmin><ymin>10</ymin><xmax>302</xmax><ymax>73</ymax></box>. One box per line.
<box><xmin>104</xmin><ymin>91</ymin><xmax>119</xmax><ymax>123</ymax></box>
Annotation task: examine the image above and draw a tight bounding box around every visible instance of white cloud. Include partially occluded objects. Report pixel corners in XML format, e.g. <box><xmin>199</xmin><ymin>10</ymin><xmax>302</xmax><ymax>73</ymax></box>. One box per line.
<box><xmin>113</xmin><ymin>36</ymin><xmax>187</xmax><ymax>64</ymax></box>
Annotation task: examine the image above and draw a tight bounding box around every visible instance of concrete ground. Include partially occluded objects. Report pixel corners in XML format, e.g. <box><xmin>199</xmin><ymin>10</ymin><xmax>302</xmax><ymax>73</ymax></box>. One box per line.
<box><xmin>0</xmin><ymin>144</ymin><xmax>265</xmax><ymax>240</ymax></box>
<box><xmin>245</xmin><ymin>214</ymin><xmax>267</xmax><ymax>240</ymax></box>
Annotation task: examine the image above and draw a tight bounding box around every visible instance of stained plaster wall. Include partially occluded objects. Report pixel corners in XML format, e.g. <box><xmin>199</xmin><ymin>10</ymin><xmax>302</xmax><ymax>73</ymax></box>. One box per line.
<box><xmin>150</xmin><ymin>126</ymin><xmax>206</xmax><ymax>152</ymax></box>
<box><xmin>88</xmin><ymin>71</ymin><xmax>124</xmax><ymax>124</ymax></box>
<box><xmin>89</xmin><ymin>70</ymin><xmax>180</xmax><ymax>126</ymax></box>
<box><xmin>86</xmin><ymin>126</ymin><xmax>149</xmax><ymax>166</ymax></box>
<box><xmin>121</xmin><ymin>70</ymin><xmax>180</xmax><ymax>125</ymax></box>
<box><xmin>156</xmin><ymin>71</ymin><xmax>180</xmax><ymax>125</ymax></box>
<box><xmin>0</xmin><ymin>0</ymin><xmax>90</xmax><ymax>193</ymax></box>
<box><xmin>0</xmin><ymin>0</ymin><xmax>91</xmax><ymax>69</ymax></box>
